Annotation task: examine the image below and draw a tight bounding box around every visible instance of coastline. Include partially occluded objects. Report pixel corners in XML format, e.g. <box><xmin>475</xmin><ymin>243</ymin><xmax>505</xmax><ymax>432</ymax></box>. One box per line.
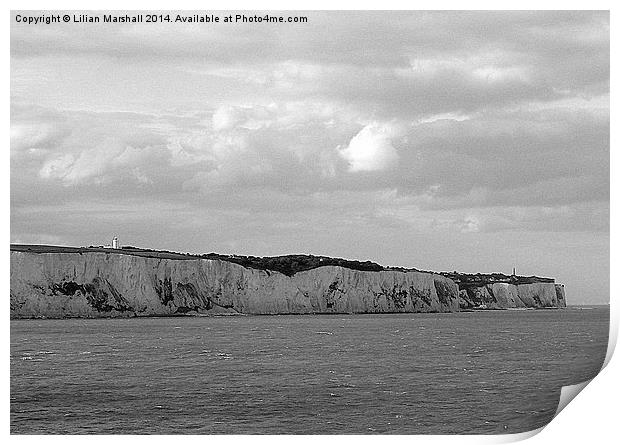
<box><xmin>10</xmin><ymin>245</ymin><xmax>567</xmax><ymax>319</ymax></box>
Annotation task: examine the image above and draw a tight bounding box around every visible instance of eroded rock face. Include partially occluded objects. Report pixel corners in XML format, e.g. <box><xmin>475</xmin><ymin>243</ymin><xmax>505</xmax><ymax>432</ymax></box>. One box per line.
<box><xmin>458</xmin><ymin>282</ymin><xmax>564</xmax><ymax>309</ymax></box>
<box><xmin>10</xmin><ymin>251</ymin><xmax>460</xmax><ymax>318</ymax></box>
<box><xmin>555</xmin><ymin>284</ymin><xmax>567</xmax><ymax>308</ymax></box>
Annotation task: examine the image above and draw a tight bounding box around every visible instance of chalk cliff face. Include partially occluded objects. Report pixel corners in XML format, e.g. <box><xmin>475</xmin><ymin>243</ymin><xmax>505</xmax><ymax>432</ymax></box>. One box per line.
<box><xmin>555</xmin><ymin>284</ymin><xmax>567</xmax><ymax>308</ymax></box>
<box><xmin>10</xmin><ymin>251</ymin><xmax>460</xmax><ymax>318</ymax></box>
<box><xmin>458</xmin><ymin>282</ymin><xmax>566</xmax><ymax>309</ymax></box>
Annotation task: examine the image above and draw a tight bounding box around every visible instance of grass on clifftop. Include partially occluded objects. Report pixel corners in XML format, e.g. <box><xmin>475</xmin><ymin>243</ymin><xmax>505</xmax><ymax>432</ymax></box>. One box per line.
<box><xmin>10</xmin><ymin>243</ymin><xmax>554</xmax><ymax>283</ymax></box>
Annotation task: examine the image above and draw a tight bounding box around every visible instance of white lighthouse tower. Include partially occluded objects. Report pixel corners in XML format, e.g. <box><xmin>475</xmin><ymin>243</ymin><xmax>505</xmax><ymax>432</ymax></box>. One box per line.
<box><xmin>112</xmin><ymin>236</ymin><xmax>119</xmax><ymax>249</ymax></box>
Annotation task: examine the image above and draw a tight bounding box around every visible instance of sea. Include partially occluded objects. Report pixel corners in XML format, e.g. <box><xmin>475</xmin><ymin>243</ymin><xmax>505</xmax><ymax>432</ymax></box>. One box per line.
<box><xmin>10</xmin><ymin>306</ymin><xmax>609</xmax><ymax>434</ymax></box>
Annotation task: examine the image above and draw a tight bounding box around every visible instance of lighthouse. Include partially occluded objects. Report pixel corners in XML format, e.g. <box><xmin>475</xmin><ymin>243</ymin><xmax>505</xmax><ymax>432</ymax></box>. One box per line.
<box><xmin>112</xmin><ymin>237</ymin><xmax>119</xmax><ymax>249</ymax></box>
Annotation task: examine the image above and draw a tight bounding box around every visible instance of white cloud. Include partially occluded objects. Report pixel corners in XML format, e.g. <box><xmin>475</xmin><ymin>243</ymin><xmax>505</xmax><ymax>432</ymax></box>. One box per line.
<box><xmin>10</xmin><ymin>108</ymin><xmax>70</xmax><ymax>157</ymax></box>
<box><xmin>339</xmin><ymin>123</ymin><xmax>401</xmax><ymax>172</ymax></box>
<box><xmin>38</xmin><ymin>154</ymin><xmax>75</xmax><ymax>180</ymax></box>
<box><xmin>38</xmin><ymin>139</ymin><xmax>159</xmax><ymax>186</ymax></box>
<box><xmin>211</xmin><ymin>104</ymin><xmax>280</xmax><ymax>132</ymax></box>
<box><xmin>460</xmin><ymin>216</ymin><xmax>481</xmax><ymax>233</ymax></box>
<box><xmin>11</xmin><ymin>123</ymin><xmax>58</xmax><ymax>152</ymax></box>
<box><xmin>212</xmin><ymin>106</ymin><xmax>244</xmax><ymax>132</ymax></box>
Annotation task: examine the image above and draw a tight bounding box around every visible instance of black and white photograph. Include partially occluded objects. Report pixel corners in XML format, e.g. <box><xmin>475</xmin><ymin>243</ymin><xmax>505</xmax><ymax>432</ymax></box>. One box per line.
<box><xmin>8</xmin><ymin>5</ymin><xmax>612</xmax><ymax>437</ymax></box>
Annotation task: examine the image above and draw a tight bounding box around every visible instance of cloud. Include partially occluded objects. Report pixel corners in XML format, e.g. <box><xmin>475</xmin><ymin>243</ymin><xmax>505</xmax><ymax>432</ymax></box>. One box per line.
<box><xmin>38</xmin><ymin>139</ymin><xmax>161</xmax><ymax>185</ymax></box>
<box><xmin>38</xmin><ymin>154</ymin><xmax>75</xmax><ymax>181</ymax></box>
<box><xmin>10</xmin><ymin>104</ymin><xmax>70</xmax><ymax>156</ymax></box>
<box><xmin>339</xmin><ymin>123</ymin><xmax>401</xmax><ymax>172</ymax></box>
<box><xmin>11</xmin><ymin>122</ymin><xmax>67</xmax><ymax>154</ymax></box>
<box><xmin>15</xmin><ymin>106</ymin><xmax>176</xmax><ymax>188</ymax></box>
<box><xmin>14</xmin><ymin>94</ymin><xmax>609</xmax><ymax>215</ymax></box>
<box><xmin>212</xmin><ymin>106</ymin><xmax>245</xmax><ymax>132</ymax></box>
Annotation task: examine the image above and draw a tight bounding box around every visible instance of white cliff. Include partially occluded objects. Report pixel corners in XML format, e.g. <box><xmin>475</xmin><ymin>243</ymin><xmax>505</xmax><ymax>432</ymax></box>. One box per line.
<box><xmin>457</xmin><ymin>282</ymin><xmax>567</xmax><ymax>309</ymax></box>
<box><xmin>10</xmin><ymin>251</ymin><xmax>460</xmax><ymax>318</ymax></box>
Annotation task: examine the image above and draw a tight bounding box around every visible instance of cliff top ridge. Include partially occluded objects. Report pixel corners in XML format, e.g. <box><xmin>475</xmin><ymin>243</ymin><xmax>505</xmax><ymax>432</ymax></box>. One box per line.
<box><xmin>10</xmin><ymin>243</ymin><xmax>555</xmax><ymax>284</ymax></box>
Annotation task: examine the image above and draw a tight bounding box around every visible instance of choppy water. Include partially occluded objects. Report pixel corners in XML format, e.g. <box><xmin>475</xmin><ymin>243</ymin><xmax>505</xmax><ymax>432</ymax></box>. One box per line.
<box><xmin>11</xmin><ymin>306</ymin><xmax>608</xmax><ymax>434</ymax></box>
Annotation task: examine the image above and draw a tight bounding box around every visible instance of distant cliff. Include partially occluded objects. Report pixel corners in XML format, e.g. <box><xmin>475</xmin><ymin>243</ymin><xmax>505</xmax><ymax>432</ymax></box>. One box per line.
<box><xmin>9</xmin><ymin>245</ymin><xmax>566</xmax><ymax>319</ymax></box>
<box><xmin>455</xmin><ymin>282</ymin><xmax>566</xmax><ymax>309</ymax></box>
<box><xmin>442</xmin><ymin>272</ymin><xmax>567</xmax><ymax>310</ymax></box>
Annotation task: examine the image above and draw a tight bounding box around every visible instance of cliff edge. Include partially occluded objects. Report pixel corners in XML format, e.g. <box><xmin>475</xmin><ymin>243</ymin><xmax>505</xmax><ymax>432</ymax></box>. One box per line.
<box><xmin>442</xmin><ymin>272</ymin><xmax>567</xmax><ymax>310</ymax></box>
<box><xmin>10</xmin><ymin>250</ymin><xmax>458</xmax><ymax>318</ymax></box>
<box><xmin>9</xmin><ymin>245</ymin><xmax>566</xmax><ymax>318</ymax></box>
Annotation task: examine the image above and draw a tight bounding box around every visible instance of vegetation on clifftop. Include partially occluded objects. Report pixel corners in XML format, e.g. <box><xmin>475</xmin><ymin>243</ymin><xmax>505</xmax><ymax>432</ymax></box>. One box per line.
<box><xmin>10</xmin><ymin>244</ymin><xmax>554</xmax><ymax>283</ymax></box>
<box><xmin>441</xmin><ymin>271</ymin><xmax>555</xmax><ymax>287</ymax></box>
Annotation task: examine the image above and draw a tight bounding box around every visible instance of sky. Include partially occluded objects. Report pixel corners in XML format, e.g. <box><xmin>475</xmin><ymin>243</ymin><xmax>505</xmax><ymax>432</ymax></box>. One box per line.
<box><xmin>10</xmin><ymin>11</ymin><xmax>609</xmax><ymax>303</ymax></box>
